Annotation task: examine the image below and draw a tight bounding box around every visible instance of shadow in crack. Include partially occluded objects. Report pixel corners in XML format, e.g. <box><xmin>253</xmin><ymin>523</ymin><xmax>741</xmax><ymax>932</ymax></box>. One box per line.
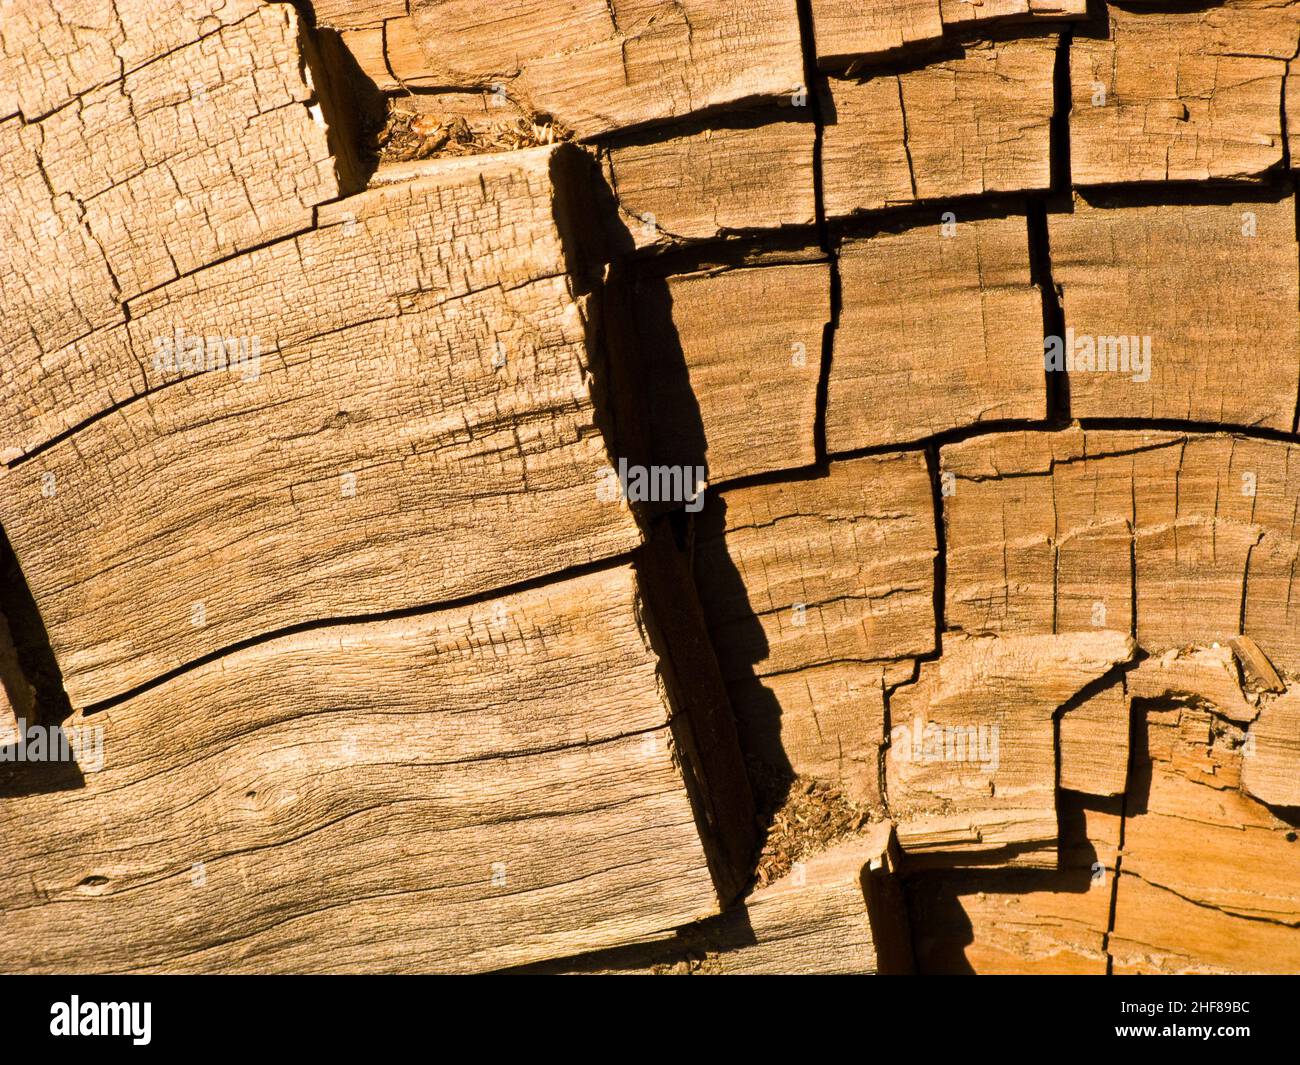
<box><xmin>0</xmin><ymin>524</ymin><xmax>84</xmax><ymax>798</ymax></box>
<box><xmin>294</xmin><ymin>8</ymin><xmax>387</xmax><ymax>193</ymax></box>
<box><xmin>905</xmin><ymin>792</ymin><xmax>1119</xmax><ymax>974</ymax></box>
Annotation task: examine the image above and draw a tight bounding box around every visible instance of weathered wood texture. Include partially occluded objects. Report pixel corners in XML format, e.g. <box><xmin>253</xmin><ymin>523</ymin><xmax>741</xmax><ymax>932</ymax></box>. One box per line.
<box><xmin>0</xmin><ymin>0</ymin><xmax>266</xmax><ymax>120</ymax></box>
<box><xmin>1110</xmin><ymin>702</ymin><xmax>1300</xmax><ymax>974</ymax></box>
<box><xmin>523</xmin><ymin>826</ymin><xmax>914</xmax><ymax>974</ymax></box>
<box><xmin>1070</xmin><ymin>2</ymin><xmax>1300</xmax><ymax>185</ymax></box>
<box><xmin>826</xmin><ymin>215</ymin><xmax>1045</xmax><ymax>452</ymax></box>
<box><xmin>600</xmin><ymin>116</ymin><xmax>817</xmax><ymax>249</ymax></box>
<box><xmin>694</xmin><ymin>454</ymin><xmax>936</xmax><ymax>801</ymax></box>
<box><xmin>943</xmin><ymin>429</ymin><xmax>1300</xmax><ymax>675</ymax></box>
<box><xmin>939</xmin><ymin>0</ymin><xmax>1085</xmax><ymax>30</ymax></box>
<box><xmin>1</xmin><ymin>4</ymin><xmax>338</xmax><ymax>307</ymax></box>
<box><xmin>809</xmin><ymin>0</ymin><xmax>1082</xmax><ymax>68</ymax></box>
<box><xmin>313</xmin><ymin>0</ymin><xmax>408</xmax><ymax>31</ymax></box>
<box><xmin>1048</xmin><ymin>193</ymin><xmax>1300</xmax><ymax>428</ymax></box>
<box><xmin>1230</xmin><ymin>634</ymin><xmax>1286</xmax><ymax>693</ymax></box>
<box><xmin>0</xmin><ymin>146</ymin><xmax>643</xmax><ymax>709</ymax></box>
<box><xmin>821</xmin><ymin>36</ymin><xmax>1057</xmax><ymax>214</ymax></box>
<box><xmin>1243</xmin><ymin>688</ymin><xmax>1300</xmax><ymax>807</ymax></box>
<box><xmin>908</xmin><ymin>799</ymin><xmax>1120</xmax><ymax>973</ymax></box>
<box><xmin>1290</xmin><ymin>53</ymin><xmax>1300</xmax><ymax>166</ymax></box>
<box><xmin>1128</xmin><ymin>647</ymin><xmax>1257</xmax><ymax>725</ymax></box>
<box><xmin>0</xmin><ymin>611</ymin><xmax>32</xmax><ymax>746</ymax></box>
<box><xmin>0</xmin><ymin>557</ymin><xmax>755</xmax><ymax>974</ymax></box>
<box><xmin>618</xmin><ymin>259</ymin><xmax>830</xmax><ymax>486</ymax></box>
<box><xmin>886</xmin><ymin>631</ymin><xmax>1134</xmax><ymax>864</ymax></box>
<box><xmin>0</xmin><ymin>5</ymin><xmax>343</xmax><ymax>470</ymax></box>
<box><xmin>810</xmin><ymin>0</ymin><xmax>944</xmax><ymax>68</ymax></box>
<box><xmin>395</xmin><ymin>0</ymin><xmax>806</xmax><ymax>139</ymax></box>
<box><xmin>1058</xmin><ymin>679</ymin><xmax>1130</xmax><ymax>797</ymax></box>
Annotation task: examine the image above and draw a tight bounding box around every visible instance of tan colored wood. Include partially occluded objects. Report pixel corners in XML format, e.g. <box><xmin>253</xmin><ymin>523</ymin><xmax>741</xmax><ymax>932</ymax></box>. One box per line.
<box><xmin>826</xmin><ymin>215</ymin><xmax>1045</xmax><ymax>452</ymax></box>
<box><xmin>887</xmin><ymin>631</ymin><xmax>1135</xmax><ymax>863</ymax></box>
<box><xmin>822</xmin><ymin>36</ymin><xmax>1056</xmax><ymax>215</ymax></box>
<box><xmin>1128</xmin><ymin>647</ymin><xmax>1257</xmax><ymax>725</ymax></box>
<box><xmin>944</xmin><ymin>429</ymin><xmax>1300</xmax><ymax>677</ymax></box>
<box><xmin>1110</xmin><ymin>703</ymin><xmax>1300</xmax><ymax>974</ymax></box>
<box><xmin>0</xmin><ymin>115</ymin><xmax>126</xmax><ymax>448</ymax></box>
<box><xmin>0</xmin><ymin>611</ymin><xmax>33</xmax><ymax>747</ymax></box>
<box><xmin>810</xmin><ymin>0</ymin><xmax>1080</xmax><ymax>68</ymax></box>
<box><xmin>12</xmin><ymin>4</ymin><xmax>339</xmax><ymax>302</ymax></box>
<box><xmin>1243</xmin><ymin>688</ymin><xmax>1300</xmax><ymax>807</ymax></box>
<box><xmin>313</xmin><ymin>0</ymin><xmax>409</xmax><ymax>31</ymax></box>
<box><xmin>694</xmin><ymin>454</ymin><xmax>936</xmax><ymax>801</ymax></box>
<box><xmin>601</xmin><ymin>117</ymin><xmax>816</xmax><ymax>248</ymax></box>
<box><xmin>622</xmin><ymin>260</ymin><xmax>829</xmax><ymax>486</ymax></box>
<box><xmin>1058</xmin><ymin>680</ymin><xmax>1130</xmax><ymax>796</ymax></box>
<box><xmin>939</xmin><ymin>0</ymin><xmax>1085</xmax><ymax>29</ymax></box>
<box><xmin>0</xmin><ymin>147</ymin><xmax>643</xmax><ymax>709</ymax></box>
<box><xmin>0</xmin><ymin>0</ymin><xmax>263</xmax><ymax>121</ymax></box>
<box><xmin>528</xmin><ymin>826</ymin><xmax>913</xmax><ymax>974</ymax></box>
<box><xmin>339</xmin><ymin>26</ymin><xmax>396</xmax><ymax>91</ymax></box>
<box><xmin>1230</xmin><ymin>634</ymin><xmax>1286</xmax><ymax>693</ymax></box>
<box><xmin>1</xmin><ymin>4</ymin><xmax>345</xmax><ymax>462</ymax></box>
<box><xmin>909</xmin><ymin>800</ymin><xmax>1120</xmax><ymax>973</ymax></box>
<box><xmin>1071</xmin><ymin>2</ymin><xmax>1300</xmax><ymax>185</ymax></box>
<box><xmin>1048</xmin><ymin>193</ymin><xmax>1299</xmax><ymax>429</ymax></box>
<box><xmin>1289</xmin><ymin>53</ymin><xmax>1300</xmax><ymax>167</ymax></box>
<box><xmin>809</xmin><ymin>0</ymin><xmax>944</xmax><ymax>68</ymax></box>
<box><xmin>404</xmin><ymin>0</ymin><xmax>806</xmax><ymax>139</ymax></box>
<box><xmin>0</xmin><ymin>558</ymin><xmax>755</xmax><ymax>973</ymax></box>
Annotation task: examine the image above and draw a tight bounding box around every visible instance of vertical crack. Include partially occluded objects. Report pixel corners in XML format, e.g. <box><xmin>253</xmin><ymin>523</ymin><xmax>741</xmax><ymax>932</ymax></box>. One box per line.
<box><xmin>1102</xmin><ymin>683</ymin><xmax>1136</xmax><ymax>976</ymax></box>
<box><xmin>1050</xmin><ymin>23</ymin><xmax>1073</xmax><ymax>195</ymax></box>
<box><xmin>794</xmin><ymin>0</ymin><xmax>838</xmax><ymax>465</ymax></box>
<box><xmin>895</xmin><ymin>75</ymin><xmax>918</xmax><ymax>199</ymax></box>
<box><xmin>1028</xmin><ymin>202</ymin><xmax>1068</xmax><ymax>424</ymax></box>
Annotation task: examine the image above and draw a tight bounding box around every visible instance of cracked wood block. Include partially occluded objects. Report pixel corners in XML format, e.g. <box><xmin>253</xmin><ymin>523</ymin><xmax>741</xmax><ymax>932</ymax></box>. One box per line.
<box><xmin>939</xmin><ymin>0</ymin><xmax>1085</xmax><ymax>31</ymax></box>
<box><xmin>0</xmin><ymin>3</ymin><xmax>345</xmax><ymax>455</ymax></box>
<box><xmin>401</xmin><ymin>0</ymin><xmax>806</xmax><ymax>140</ymax></box>
<box><xmin>0</xmin><ymin>555</ymin><xmax>755</xmax><ymax>973</ymax></box>
<box><xmin>809</xmin><ymin>0</ymin><xmax>1081</xmax><ymax>68</ymax></box>
<box><xmin>312</xmin><ymin>0</ymin><xmax>409</xmax><ymax>31</ymax></box>
<box><xmin>1048</xmin><ymin>193</ymin><xmax>1300</xmax><ymax>428</ymax></box>
<box><xmin>821</xmin><ymin>36</ymin><xmax>1057</xmax><ymax>215</ymax></box>
<box><xmin>599</xmin><ymin>115</ymin><xmax>817</xmax><ymax>249</ymax></box>
<box><xmin>8</xmin><ymin>3</ymin><xmax>340</xmax><ymax>304</ymax></box>
<box><xmin>943</xmin><ymin>428</ymin><xmax>1300</xmax><ymax>674</ymax></box>
<box><xmin>0</xmin><ymin>146</ymin><xmax>643</xmax><ymax>709</ymax></box>
<box><xmin>618</xmin><ymin>258</ymin><xmax>829</xmax><ymax>486</ymax></box>
<box><xmin>525</xmin><ymin>827</ymin><xmax>914</xmax><ymax>974</ymax></box>
<box><xmin>1058</xmin><ymin>679</ymin><xmax>1130</xmax><ymax>797</ymax></box>
<box><xmin>1070</xmin><ymin>2</ymin><xmax>1300</xmax><ymax>185</ymax></box>
<box><xmin>1230</xmin><ymin>634</ymin><xmax>1285</xmax><ymax>693</ymax></box>
<box><xmin>1110</xmin><ymin>703</ymin><xmax>1300</xmax><ymax>974</ymax></box>
<box><xmin>886</xmin><ymin>631</ymin><xmax>1135</xmax><ymax>865</ymax></box>
<box><xmin>0</xmin><ymin>0</ymin><xmax>262</xmax><ymax>121</ymax></box>
<box><xmin>909</xmin><ymin>798</ymin><xmax>1120</xmax><ymax>973</ymax></box>
<box><xmin>1243</xmin><ymin>688</ymin><xmax>1300</xmax><ymax>807</ymax></box>
<box><xmin>0</xmin><ymin>114</ymin><xmax>126</xmax><ymax>428</ymax></box>
<box><xmin>826</xmin><ymin>215</ymin><xmax>1045</xmax><ymax>452</ymax></box>
<box><xmin>808</xmin><ymin>0</ymin><xmax>944</xmax><ymax>69</ymax></box>
<box><xmin>1128</xmin><ymin>646</ymin><xmax>1257</xmax><ymax>725</ymax></box>
<box><xmin>693</xmin><ymin>454</ymin><xmax>937</xmax><ymax>801</ymax></box>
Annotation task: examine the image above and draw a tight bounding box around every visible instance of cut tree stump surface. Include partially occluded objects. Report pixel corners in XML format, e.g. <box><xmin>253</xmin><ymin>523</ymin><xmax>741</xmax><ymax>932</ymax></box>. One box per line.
<box><xmin>4</xmin><ymin>0</ymin><xmax>1300</xmax><ymax>978</ymax></box>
